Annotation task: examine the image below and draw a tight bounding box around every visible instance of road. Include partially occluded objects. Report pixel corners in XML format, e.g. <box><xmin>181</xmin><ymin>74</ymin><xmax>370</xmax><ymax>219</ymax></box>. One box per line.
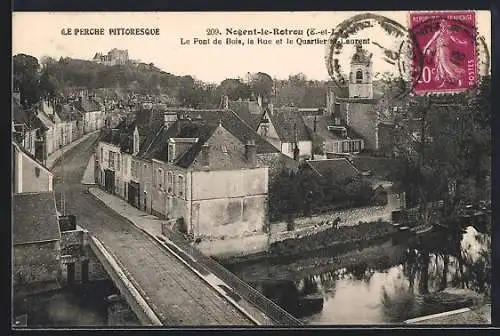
<box><xmin>52</xmin><ymin>133</ymin><xmax>254</xmax><ymax>326</ymax></box>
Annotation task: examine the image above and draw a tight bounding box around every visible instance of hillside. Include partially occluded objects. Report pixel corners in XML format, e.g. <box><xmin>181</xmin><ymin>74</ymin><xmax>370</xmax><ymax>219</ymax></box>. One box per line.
<box><xmin>42</xmin><ymin>57</ymin><xmax>194</xmax><ymax>98</ymax></box>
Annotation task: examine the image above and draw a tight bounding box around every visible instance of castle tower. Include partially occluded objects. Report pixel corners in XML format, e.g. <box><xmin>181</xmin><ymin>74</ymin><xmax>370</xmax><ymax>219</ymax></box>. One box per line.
<box><xmin>348</xmin><ymin>45</ymin><xmax>373</xmax><ymax>99</ymax></box>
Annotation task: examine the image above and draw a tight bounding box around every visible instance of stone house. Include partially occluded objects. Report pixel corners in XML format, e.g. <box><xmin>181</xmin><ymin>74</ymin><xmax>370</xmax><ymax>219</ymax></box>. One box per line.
<box><xmin>255</xmin><ymin>105</ymin><xmax>313</xmax><ymax>160</ymax></box>
<box><xmin>13</xmin><ymin>191</ymin><xmax>62</xmax><ymax>296</ymax></box>
<box><xmin>330</xmin><ymin>45</ymin><xmax>406</xmax><ymax>157</ymax></box>
<box><xmin>12</xmin><ymin>141</ymin><xmax>53</xmax><ymax>194</ymax></box>
<box><xmin>73</xmin><ymin>90</ymin><xmax>105</xmax><ymax>134</ymax></box>
<box><xmin>12</xmin><ymin>94</ymin><xmax>43</xmax><ymax>157</ymax></box>
<box><xmin>34</xmin><ymin>100</ymin><xmax>58</xmax><ymax>157</ymax></box>
<box><xmin>138</xmin><ymin>117</ymin><xmax>269</xmax><ymax>239</ymax></box>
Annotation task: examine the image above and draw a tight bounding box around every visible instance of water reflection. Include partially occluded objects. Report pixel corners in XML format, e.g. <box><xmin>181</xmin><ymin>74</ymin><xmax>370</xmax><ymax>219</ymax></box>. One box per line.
<box><xmin>231</xmin><ymin>226</ymin><xmax>490</xmax><ymax>324</ymax></box>
<box><xmin>15</xmin><ymin>280</ymin><xmax>140</xmax><ymax>327</ymax></box>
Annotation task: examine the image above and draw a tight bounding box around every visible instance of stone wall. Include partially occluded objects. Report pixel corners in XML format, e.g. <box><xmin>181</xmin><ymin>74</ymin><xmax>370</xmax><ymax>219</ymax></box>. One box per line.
<box><xmin>271</xmin><ymin>204</ymin><xmax>394</xmax><ymax>234</ymax></box>
<box><xmin>268</xmin><ymin>220</ymin><xmax>396</xmax><ymax>257</ymax></box>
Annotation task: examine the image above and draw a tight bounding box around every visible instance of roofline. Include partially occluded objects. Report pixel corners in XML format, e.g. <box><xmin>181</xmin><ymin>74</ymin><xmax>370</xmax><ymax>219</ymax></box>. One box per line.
<box><xmin>12</xmin><ymin>142</ymin><xmax>53</xmax><ymax>176</ymax></box>
<box><xmin>13</xmin><ymin>238</ymin><xmax>60</xmax><ymax>246</ymax></box>
<box><xmin>99</xmin><ymin>139</ymin><xmax>121</xmax><ymax>149</ymax></box>
<box><xmin>305</xmin><ymin>157</ymin><xmax>361</xmax><ymax>175</ymax></box>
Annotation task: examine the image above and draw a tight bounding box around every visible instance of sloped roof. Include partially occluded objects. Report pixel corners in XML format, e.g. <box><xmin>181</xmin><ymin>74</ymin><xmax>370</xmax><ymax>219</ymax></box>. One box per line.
<box><xmin>228</xmin><ymin>100</ymin><xmax>262</xmax><ymax>129</ymax></box>
<box><xmin>165</xmin><ymin>108</ymin><xmax>280</xmax><ymax>155</ymax></box>
<box><xmin>73</xmin><ymin>97</ymin><xmax>102</xmax><ymax>113</ymax></box>
<box><xmin>350</xmin><ymin>156</ymin><xmax>404</xmax><ymax>180</ymax></box>
<box><xmin>13</xmin><ymin>191</ymin><xmax>61</xmax><ymax>245</ymax></box>
<box><xmin>138</xmin><ymin>119</ymin><xmax>256</xmax><ymax>170</ymax></box>
<box><xmin>303</xmin><ymin>115</ymin><xmax>364</xmax><ymax>141</ymax></box>
<box><xmin>55</xmin><ymin>104</ymin><xmax>83</xmax><ymax>121</ymax></box>
<box><xmin>264</xmin><ymin>107</ymin><xmax>312</xmax><ymax>142</ymax></box>
<box><xmin>305</xmin><ymin>158</ymin><xmax>360</xmax><ymax>183</ymax></box>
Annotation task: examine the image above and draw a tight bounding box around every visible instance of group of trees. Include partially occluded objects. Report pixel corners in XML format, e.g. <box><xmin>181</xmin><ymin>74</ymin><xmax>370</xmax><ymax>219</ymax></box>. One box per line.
<box><xmin>268</xmin><ymin>165</ymin><xmax>376</xmax><ymax>222</ymax></box>
<box><xmin>392</xmin><ymin>76</ymin><xmax>491</xmax><ymax>295</ymax></box>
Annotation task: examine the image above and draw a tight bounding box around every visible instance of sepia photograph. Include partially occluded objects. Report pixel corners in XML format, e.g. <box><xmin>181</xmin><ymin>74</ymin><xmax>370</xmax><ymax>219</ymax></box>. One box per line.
<box><xmin>11</xmin><ymin>10</ymin><xmax>492</xmax><ymax>327</ymax></box>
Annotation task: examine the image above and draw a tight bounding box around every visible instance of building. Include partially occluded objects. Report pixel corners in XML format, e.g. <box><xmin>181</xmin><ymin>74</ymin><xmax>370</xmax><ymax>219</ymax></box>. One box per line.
<box><xmin>302</xmin><ymin>91</ymin><xmax>365</xmax><ymax>157</ymax></box>
<box><xmin>92</xmin><ymin>48</ymin><xmax>129</xmax><ymax>66</ymax></box>
<box><xmin>331</xmin><ymin>45</ymin><xmax>404</xmax><ymax>156</ymax></box>
<box><xmin>12</xmin><ymin>93</ymin><xmax>44</xmax><ymax>157</ymax></box>
<box><xmin>255</xmin><ymin>105</ymin><xmax>313</xmax><ymax>160</ymax></box>
<box><xmin>95</xmin><ymin>106</ymin><xmax>297</xmax><ymax>238</ymax></box>
<box><xmin>55</xmin><ymin>103</ymin><xmax>84</xmax><ymax>143</ymax></box>
<box><xmin>73</xmin><ymin>90</ymin><xmax>106</xmax><ymax>134</ymax></box>
<box><xmin>34</xmin><ymin>99</ymin><xmax>58</xmax><ymax>159</ymax></box>
<box><xmin>12</xmin><ymin>141</ymin><xmax>53</xmax><ymax>194</ymax></box>
<box><xmin>350</xmin><ymin>155</ymin><xmax>407</xmax><ymax>210</ymax></box>
<box><xmin>13</xmin><ymin>191</ymin><xmax>62</xmax><ymax>296</ymax></box>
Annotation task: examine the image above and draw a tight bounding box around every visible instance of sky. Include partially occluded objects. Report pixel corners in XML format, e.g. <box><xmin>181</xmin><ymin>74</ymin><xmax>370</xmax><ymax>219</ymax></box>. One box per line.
<box><xmin>12</xmin><ymin>11</ymin><xmax>491</xmax><ymax>84</ymax></box>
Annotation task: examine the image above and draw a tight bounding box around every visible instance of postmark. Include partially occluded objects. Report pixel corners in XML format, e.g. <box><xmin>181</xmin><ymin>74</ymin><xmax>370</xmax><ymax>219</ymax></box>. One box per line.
<box><xmin>325</xmin><ymin>13</ymin><xmax>424</xmax><ymax>100</ymax></box>
<box><xmin>409</xmin><ymin>11</ymin><xmax>479</xmax><ymax>95</ymax></box>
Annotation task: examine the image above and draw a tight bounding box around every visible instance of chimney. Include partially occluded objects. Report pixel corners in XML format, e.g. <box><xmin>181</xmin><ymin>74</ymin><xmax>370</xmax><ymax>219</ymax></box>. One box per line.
<box><xmin>245</xmin><ymin>140</ymin><xmax>257</xmax><ymax>166</ymax></box>
<box><xmin>326</xmin><ymin>89</ymin><xmax>335</xmax><ymax>116</ymax></box>
<box><xmin>257</xmin><ymin>95</ymin><xmax>262</xmax><ymax>108</ymax></box>
<box><xmin>201</xmin><ymin>143</ymin><xmax>210</xmax><ymax>167</ymax></box>
<box><xmin>223</xmin><ymin>96</ymin><xmax>229</xmax><ymax>109</ymax></box>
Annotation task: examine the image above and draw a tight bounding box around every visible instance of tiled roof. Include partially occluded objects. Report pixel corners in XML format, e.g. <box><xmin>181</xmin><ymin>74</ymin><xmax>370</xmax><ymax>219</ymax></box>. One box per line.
<box><xmin>228</xmin><ymin>100</ymin><xmax>262</xmax><ymax>129</ymax></box>
<box><xmin>350</xmin><ymin>156</ymin><xmax>404</xmax><ymax>180</ymax></box>
<box><xmin>303</xmin><ymin>115</ymin><xmax>364</xmax><ymax>141</ymax></box>
<box><xmin>13</xmin><ymin>191</ymin><xmax>61</xmax><ymax>245</ymax></box>
<box><xmin>73</xmin><ymin>98</ymin><xmax>102</xmax><ymax>113</ymax></box>
<box><xmin>305</xmin><ymin>158</ymin><xmax>360</xmax><ymax>183</ymax></box>
<box><xmin>165</xmin><ymin>108</ymin><xmax>280</xmax><ymax>155</ymax></box>
<box><xmin>55</xmin><ymin>104</ymin><xmax>83</xmax><ymax>121</ymax></box>
<box><xmin>101</xmin><ymin>128</ymin><xmax>133</xmax><ymax>152</ymax></box>
<box><xmin>265</xmin><ymin>107</ymin><xmax>312</xmax><ymax>143</ymax></box>
<box><xmin>138</xmin><ymin>119</ymin><xmax>255</xmax><ymax>170</ymax></box>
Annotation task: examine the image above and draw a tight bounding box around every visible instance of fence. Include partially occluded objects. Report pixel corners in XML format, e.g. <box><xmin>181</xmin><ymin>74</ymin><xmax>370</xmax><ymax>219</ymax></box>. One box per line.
<box><xmin>162</xmin><ymin>229</ymin><xmax>302</xmax><ymax>326</ymax></box>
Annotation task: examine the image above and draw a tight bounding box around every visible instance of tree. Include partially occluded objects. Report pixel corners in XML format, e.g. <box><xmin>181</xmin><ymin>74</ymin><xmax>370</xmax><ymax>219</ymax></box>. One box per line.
<box><xmin>13</xmin><ymin>54</ymin><xmax>41</xmax><ymax>107</ymax></box>
<box><xmin>216</xmin><ymin>78</ymin><xmax>251</xmax><ymax>101</ymax></box>
<box><xmin>249</xmin><ymin>72</ymin><xmax>274</xmax><ymax>99</ymax></box>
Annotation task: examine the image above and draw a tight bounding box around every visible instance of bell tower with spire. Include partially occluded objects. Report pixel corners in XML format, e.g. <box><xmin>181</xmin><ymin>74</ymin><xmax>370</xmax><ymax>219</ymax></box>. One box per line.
<box><xmin>348</xmin><ymin>45</ymin><xmax>373</xmax><ymax>99</ymax></box>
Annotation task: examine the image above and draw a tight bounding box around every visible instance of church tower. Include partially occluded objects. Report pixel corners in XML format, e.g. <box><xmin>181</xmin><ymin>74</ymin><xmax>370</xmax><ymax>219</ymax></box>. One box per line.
<box><xmin>348</xmin><ymin>45</ymin><xmax>373</xmax><ymax>99</ymax></box>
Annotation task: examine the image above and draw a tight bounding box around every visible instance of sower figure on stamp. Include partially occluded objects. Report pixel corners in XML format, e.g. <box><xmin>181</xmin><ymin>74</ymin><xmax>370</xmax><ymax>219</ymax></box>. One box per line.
<box><xmin>423</xmin><ymin>20</ymin><xmax>469</xmax><ymax>88</ymax></box>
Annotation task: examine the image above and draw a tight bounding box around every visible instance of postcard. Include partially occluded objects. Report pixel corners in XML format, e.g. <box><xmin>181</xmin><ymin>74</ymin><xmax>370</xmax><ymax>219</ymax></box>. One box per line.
<box><xmin>12</xmin><ymin>11</ymin><xmax>491</xmax><ymax>328</ymax></box>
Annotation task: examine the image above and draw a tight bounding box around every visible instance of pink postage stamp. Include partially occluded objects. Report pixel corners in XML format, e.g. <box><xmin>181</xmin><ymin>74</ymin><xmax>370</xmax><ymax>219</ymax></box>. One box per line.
<box><xmin>410</xmin><ymin>11</ymin><xmax>477</xmax><ymax>94</ymax></box>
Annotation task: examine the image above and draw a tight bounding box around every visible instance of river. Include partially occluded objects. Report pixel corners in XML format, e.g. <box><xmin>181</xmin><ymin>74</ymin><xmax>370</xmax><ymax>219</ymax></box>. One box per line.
<box><xmin>14</xmin><ymin>280</ymin><xmax>140</xmax><ymax>327</ymax></box>
<box><xmin>225</xmin><ymin>225</ymin><xmax>491</xmax><ymax>324</ymax></box>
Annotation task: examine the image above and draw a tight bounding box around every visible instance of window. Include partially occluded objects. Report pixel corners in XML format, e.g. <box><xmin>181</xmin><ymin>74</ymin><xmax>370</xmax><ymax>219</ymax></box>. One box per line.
<box><xmin>157</xmin><ymin>168</ymin><xmax>163</xmax><ymax>189</ymax></box>
<box><xmin>34</xmin><ymin>167</ymin><xmax>40</xmax><ymax>177</ymax></box>
<box><xmin>177</xmin><ymin>175</ymin><xmax>184</xmax><ymax>197</ymax></box>
<box><xmin>109</xmin><ymin>151</ymin><xmax>115</xmax><ymax>168</ymax></box>
<box><xmin>356</xmin><ymin>70</ymin><xmax>363</xmax><ymax>83</ymax></box>
<box><xmin>353</xmin><ymin>140</ymin><xmax>360</xmax><ymax>152</ymax></box>
<box><xmin>117</xmin><ymin>154</ymin><xmax>121</xmax><ymax>171</ymax></box>
<box><xmin>131</xmin><ymin>160</ymin><xmax>138</xmax><ymax>178</ymax></box>
<box><xmin>167</xmin><ymin>172</ymin><xmax>173</xmax><ymax>193</ymax></box>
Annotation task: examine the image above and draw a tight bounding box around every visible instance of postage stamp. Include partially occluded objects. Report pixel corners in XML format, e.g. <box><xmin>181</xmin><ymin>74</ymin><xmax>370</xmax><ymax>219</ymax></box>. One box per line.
<box><xmin>409</xmin><ymin>11</ymin><xmax>477</xmax><ymax>95</ymax></box>
<box><xmin>325</xmin><ymin>13</ymin><xmax>423</xmax><ymax>100</ymax></box>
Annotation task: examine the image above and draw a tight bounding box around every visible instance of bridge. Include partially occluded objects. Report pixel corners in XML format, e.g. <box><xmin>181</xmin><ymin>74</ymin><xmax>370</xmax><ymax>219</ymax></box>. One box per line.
<box><xmin>52</xmin><ymin>132</ymin><xmax>301</xmax><ymax>326</ymax></box>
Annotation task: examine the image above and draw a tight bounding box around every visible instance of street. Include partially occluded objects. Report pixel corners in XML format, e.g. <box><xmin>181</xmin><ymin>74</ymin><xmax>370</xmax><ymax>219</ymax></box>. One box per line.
<box><xmin>51</xmin><ymin>134</ymin><xmax>253</xmax><ymax>326</ymax></box>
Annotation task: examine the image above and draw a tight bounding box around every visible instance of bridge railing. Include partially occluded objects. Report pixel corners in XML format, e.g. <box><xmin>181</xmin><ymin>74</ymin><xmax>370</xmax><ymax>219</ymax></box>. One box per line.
<box><xmin>162</xmin><ymin>229</ymin><xmax>302</xmax><ymax>326</ymax></box>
